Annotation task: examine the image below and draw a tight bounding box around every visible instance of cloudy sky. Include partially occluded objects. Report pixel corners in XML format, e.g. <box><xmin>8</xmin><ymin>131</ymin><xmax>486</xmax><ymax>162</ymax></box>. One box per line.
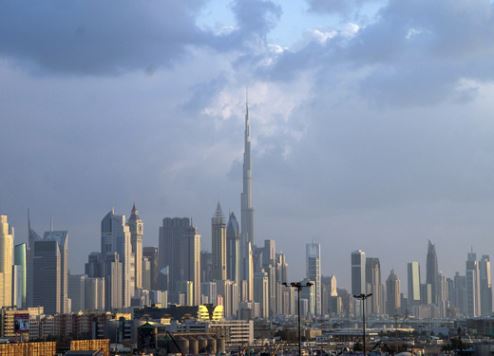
<box><xmin>2</xmin><ymin>0</ymin><xmax>494</xmax><ymax>288</ymax></box>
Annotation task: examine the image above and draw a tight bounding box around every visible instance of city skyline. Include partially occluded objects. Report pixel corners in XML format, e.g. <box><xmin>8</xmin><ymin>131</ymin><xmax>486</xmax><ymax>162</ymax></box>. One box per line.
<box><xmin>3</xmin><ymin>0</ymin><xmax>494</xmax><ymax>290</ymax></box>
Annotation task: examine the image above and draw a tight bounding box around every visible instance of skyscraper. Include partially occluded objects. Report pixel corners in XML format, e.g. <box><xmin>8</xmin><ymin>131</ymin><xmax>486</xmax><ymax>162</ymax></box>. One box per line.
<box><xmin>365</xmin><ymin>257</ymin><xmax>382</xmax><ymax>315</ymax></box>
<box><xmin>241</xmin><ymin>241</ymin><xmax>254</xmax><ymax>302</ymax></box>
<box><xmin>159</xmin><ymin>217</ymin><xmax>201</xmax><ymax>305</ymax></box>
<box><xmin>143</xmin><ymin>247</ymin><xmax>159</xmax><ymax>291</ymax></box>
<box><xmin>466</xmin><ymin>249</ymin><xmax>480</xmax><ymax>317</ymax></box>
<box><xmin>407</xmin><ymin>261</ymin><xmax>421</xmax><ymax>305</ymax></box>
<box><xmin>254</xmin><ymin>270</ymin><xmax>269</xmax><ymax>319</ymax></box>
<box><xmin>43</xmin><ymin>231</ymin><xmax>69</xmax><ymax>313</ymax></box>
<box><xmin>13</xmin><ymin>243</ymin><xmax>27</xmax><ymax>308</ymax></box>
<box><xmin>241</xmin><ymin>94</ymin><xmax>254</xmax><ymax>255</ymax></box>
<box><xmin>238</xmin><ymin>94</ymin><xmax>255</xmax><ymax>303</ymax></box>
<box><xmin>211</xmin><ymin>203</ymin><xmax>227</xmax><ymax>281</ymax></box>
<box><xmin>0</xmin><ymin>215</ymin><xmax>13</xmax><ymax>307</ymax></box>
<box><xmin>479</xmin><ymin>255</ymin><xmax>492</xmax><ymax>315</ymax></box>
<box><xmin>426</xmin><ymin>240</ymin><xmax>439</xmax><ymax>305</ymax></box>
<box><xmin>386</xmin><ymin>270</ymin><xmax>401</xmax><ymax>316</ymax></box>
<box><xmin>351</xmin><ymin>250</ymin><xmax>366</xmax><ymax>296</ymax></box>
<box><xmin>32</xmin><ymin>239</ymin><xmax>60</xmax><ymax>314</ymax></box>
<box><xmin>128</xmin><ymin>204</ymin><xmax>143</xmax><ymax>290</ymax></box>
<box><xmin>226</xmin><ymin>212</ymin><xmax>240</xmax><ymax>284</ymax></box>
<box><xmin>306</xmin><ymin>243</ymin><xmax>321</xmax><ymax>315</ymax></box>
<box><xmin>101</xmin><ymin>210</ymin><xmax>134</xmax><ymax>307</ymax></box>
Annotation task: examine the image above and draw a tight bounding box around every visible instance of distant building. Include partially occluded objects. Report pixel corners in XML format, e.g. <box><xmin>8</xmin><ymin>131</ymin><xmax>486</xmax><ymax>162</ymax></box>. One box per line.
<box><xmin>351</xmin><ymin>250</ymin><xmax>366</xmax><ymax>296</ymax></box>
<box><xmin>212</xmin><ymin>203</ymin><xmax>227</xmax><ymax>282</ymax></box>
<box><xmin>426</xmin><ymin>240</ymin><xmax>439</xmax><ymax>305</ymax></box>
<box><xmin>226</xmin><ymin>213</ymin><xmax>241</xmax><ymax>284</ymax></box>
<box><xmin>32</xmin><ymin>239</ymin><xmax>61</xmax><ymax>314</ymax></box>
<box><xmin>365</xmin><ymin>257</ymin><xmax>382</xmax><ymax>315</ymax></box>
<box><xmin>386</xmin><ymin>269</ymin><xmax>400</xmax><ymax>316</ymax></box>
<box><xmin>254</xmin><ymin>270</ymin><xmax>269</xmax><ymax>318</ymax></box>
<box><xmin>0</xmin><ymin>215</ymin><xmax>14</xmax><ymax>307</ymax></box>
<box><xmin>407</xmin><ymin>261</ymin><xmax>421</xmax><ymax>305</ymax></box>
<box><xmin>159</xmin><ymin>217</ymin><xmax>201</xmax><ymax>305</ymax></box>
<box><xmin>479</xmin><ymin>255</ymin><xmax>492</xmax><ymax>316</ymax></box>
<box><xmin>128</xmin><ymin>204</ymin><xmax>144</xmax><ymax>291</ymax></box>
<box><xmin>143</xmin><ymin>247</ymin><xmax>159</xmax><ymax>290</ymax></box>
<box><xmin>466</xmin><ymin>249</ymin><xmax>480</xmax><ymax>317</ymax></box>
<box><xmin>306</xmin><ymin>243</ymin><xmax>321</xmax><ymax>315</ymax></box>
<box><xmin>101</xmin><ymin>210</ymin><xmax>134</xmax><ymax>308</ymax></box>
<box><xmin>14</xmin><ymin>243</ymin><xmax>27</xmax><ymax>308</ymax></box>
<box><xmin>43</xmin><ymin>230</ymin><xmax>69</xmax><ymax>313</ymax></box>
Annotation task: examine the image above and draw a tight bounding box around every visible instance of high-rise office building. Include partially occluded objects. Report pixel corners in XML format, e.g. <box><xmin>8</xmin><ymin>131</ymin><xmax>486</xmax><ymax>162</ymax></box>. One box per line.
<box><xmin>85</xmin><ymin>276</ymin><xmax>105</xmax><ymax>311</ymax></box>
<box><xmin>143</xmin><ymin>247</ymin><xmax>159</xmax><ymax>290</ymax></box>
<box><xmin>351</xmin><ymin>250</ymin><xmax>366</xmax><ymax>296</ymax></box>
<box><xmin>201</xmin><ymin>281</ymin><xmax>217</xmax><ymax>304</ymax></box>
<box><xmin>386</xmin><ymin>269</ymin><xmax>400</xmax><ymax>316</ymax></box>
<box><xmin>32</xmin><ymin>239</ymin><xmax>61</xmax><ymax>314</ymax></box>
<box><xmin>104</xmin><ymin>252</ymin><xmax>123</xmax><ymax>309</ymax></box>
<box><xmin>241</xmin><ymin>242</ymin><xmax>254</xmax><ymax>302</ymax></box>
<box><xmin>479</xmin><ymin>255</ymin><xmax>492</xmax><ymax>316</ymax></box>
<box><xmin>69</xmin><ymin>274</ymin><xmax>86</xmax><ymax>312</ymax></box>
<box><xmin>101</xmin><ymin>210</ymin><xmax>134</xmax><ymax>307</ymax></box>
<box><xmin>407</xmin><ymin>261</ymin><xmax>421</xmax><ymax>305</ymax></box>
<box><xmin>254</xmin><ymin>270</ymin><xmax>269</xmax><ymax>319</ymax></box>
<box><xmin>466</xmin><ymin>250</ymin><xmax>480</xmax><ymax>317</ymax></box>
<box><xmin>128</xmin><ymin>204</ymin><xmax>143</xmax><ymax>290</ymax></box>
<box><xmin>321</xmin><ymin>276</ymin><xmax>332</xmax><ymax>315</ymax></box>
<box><xmin>263</xmin><ymin>240</ymin><xmax>277</xmax><ymax>316</ymax></box>
<box><xmin>14</xmin><ymin>243</ymin><xmax>27</xmax><ymax>308</ymax></box>
<box><xmin>0</xmin><ymin>215</ymin><xmax>14</xmax><ymax>307</ymax></box>
<box><xmin>263</xmin><ymin>240</ymin><xmax>276</xmax><ymax>269</ymax></box>
<box><xmin>211</xmin><ymin>203</ymin><xmax>227</xmax><ymax>281</ymax></box>
<box><xmin>453</xmin><ymin>272</ymin><xmax>466</xmax><ymax>314</ymax></box>
<box><xmin>365</xmin><ymin>257</ymin><xmax>382</xmax><ymax>315</ymax></box>
<box><xmin>142</xmin><ymin>257</ymin><xmax>151</xmax><ymax>290</ymax></box>
<box><xmin>201</xmin><ymin>251</ymin><xmax>213</xmax><ymax>284</ymax></box>
<box><xmin>426</xmin><ymin>240</ymin><xmax>439</xmax><ymax>305</ymax></box>
<box><xmin>276</xmin><ymin>253</ymin><xmax>288</xmax><ymax>284</ymax></box>
<box><xmin>226</xmin><ymin>212</ymin><xmax>241</xmax><ymax>284</ymax></box>
<box><xmin>43</xmin><ymin>231</ymin><xmax>69</xmax><ymax>313</ymax></box>
<box><xmin>306</xmin><ymin>243</ymin><xmax>321</xmax><ymax>315</ymax></box>
<box><xmin>159</xmin><ymin>217</ymin><xmax>201</xmax><ymax>305</ymax></box>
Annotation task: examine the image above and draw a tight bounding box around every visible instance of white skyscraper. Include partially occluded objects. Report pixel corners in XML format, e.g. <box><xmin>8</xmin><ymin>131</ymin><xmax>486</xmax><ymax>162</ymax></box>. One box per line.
<box><xmin>306</xmin><ymin>243</ymin><xmax>321</xmax><ymax>315</ymax></box>
<box><xmin>466</xmin><ymin>250</ymin><xmax>480</xmax><ymax>317</ymax></box>
<box><xmin>0</xmin><ymin>215</ymin><xmax>14</xmax><ymax>307</ymax></box>
<box><xmin>128</xmin><ymin>204</ymin><xmax>143</xmax><ymax>290</ymax></box>
<box><xmin>101</xmin><ymin>210</ymin><xmax>134</xmax><ymax>308</ymax></box>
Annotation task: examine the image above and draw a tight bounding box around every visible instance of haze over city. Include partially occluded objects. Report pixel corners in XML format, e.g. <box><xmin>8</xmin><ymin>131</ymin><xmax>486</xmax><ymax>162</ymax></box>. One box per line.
<box><xmin>2</xmin><ymin>0</ymin><xmax>494</xmax><ymax>290</ymax></box>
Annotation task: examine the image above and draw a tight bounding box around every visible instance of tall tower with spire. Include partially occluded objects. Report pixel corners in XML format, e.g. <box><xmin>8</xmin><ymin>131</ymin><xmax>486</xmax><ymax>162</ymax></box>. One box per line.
<box><xmin>128</xmin><ymin>203</ymin><xmax>143</xmax><ymax>290</ymax></box>
<box><xmin>240</xmin><ymin>93</ymin><xmax>255</xmax><ymax>301</ymax></box>
<box><xmin>241</xmin><ymin>92</ymin><xmax>254</xmax><ymax>250</ymax></box>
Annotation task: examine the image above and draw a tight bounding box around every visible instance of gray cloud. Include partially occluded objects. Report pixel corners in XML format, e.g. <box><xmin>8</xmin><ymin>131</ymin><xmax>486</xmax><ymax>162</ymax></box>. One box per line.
<box><xmin>0</xmin><ymin>0</ymin><xmax>282</xmax><ymax>75</ymax></box>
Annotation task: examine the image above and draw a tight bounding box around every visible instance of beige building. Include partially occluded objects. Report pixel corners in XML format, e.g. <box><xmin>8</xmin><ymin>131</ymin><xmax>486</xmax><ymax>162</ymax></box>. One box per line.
<box><xmin>212</xmin><ymin>203</ymin><xmax>227</xmax><ymax>282</ymax></box>
<box><xmin>0</xmin><ymin>215</ymin><xmax>14</xmax><ymax>307</ymax></box>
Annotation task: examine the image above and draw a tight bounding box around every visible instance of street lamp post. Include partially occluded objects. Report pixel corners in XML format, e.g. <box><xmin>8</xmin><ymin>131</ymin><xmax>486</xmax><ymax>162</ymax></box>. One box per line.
<box><xmin>353</xmin><ymin>293</ymin><xmax>372</xmax><ymax>356</ymax></box>
<box><xmin>283</xmin><ymin>281</ymin><xmax>313</xmax><ymax>356</ymax></box>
